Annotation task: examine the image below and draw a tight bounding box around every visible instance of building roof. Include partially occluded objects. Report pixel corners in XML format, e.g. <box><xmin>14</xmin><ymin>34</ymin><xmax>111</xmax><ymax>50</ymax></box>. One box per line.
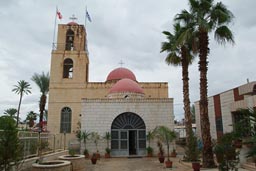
<box><xmin>109</xmin><ymin>78</ymin><xmax>144</xmax><ymax>94</ymax></box>
<box><xmin>106</xmin><ymin>67</ymin><xmax>136</xmax><ymax>82</ymax></box>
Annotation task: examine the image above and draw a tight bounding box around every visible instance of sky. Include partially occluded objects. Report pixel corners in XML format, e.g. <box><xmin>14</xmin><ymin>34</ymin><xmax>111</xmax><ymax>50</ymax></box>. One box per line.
<box><xmin>0</xmin><ymin>0</ymin><xmax>256</xmax><ymax>122</ymax></box>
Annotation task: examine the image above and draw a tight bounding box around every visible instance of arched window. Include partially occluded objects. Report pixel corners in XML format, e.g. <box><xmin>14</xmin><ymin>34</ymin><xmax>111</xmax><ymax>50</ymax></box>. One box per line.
<box><xmin>60</xmin><ymin>107</ymin><xmax>72</xmax><ymax>133</ymax></box>
<box><xmin>65</xmin><ymin>29</ymin><xmax>74</xmax><ymax>50</ymax></box>
<box><xmin>63</xmin><ymin>58</ymin><xmax>73</xmax><ymax>78</ymax></box>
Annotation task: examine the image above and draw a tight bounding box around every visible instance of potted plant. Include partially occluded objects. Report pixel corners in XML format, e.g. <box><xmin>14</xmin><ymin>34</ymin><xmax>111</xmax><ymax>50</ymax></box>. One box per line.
<box><xmin>91</xmin><ymin>132</ymin><xmax>101</xmax><ymax>159</ymax></box>
<box><xmin>146</xmin><ymin>130</ymin><xmax>154</xmax><ymax>157</ymax></box>
<box><xmin>103</xmin><ymin>132</ymin><xmax>111</xmax><ymax>158</ymax></box>
<box><xmin>157</xmin><ymin>141</ymin><xmax>165</xmax><ymax>163</ymax></box>
<box><xmin>213</xmin><ymin>132</ymin><xmax>239</xmax><ymax>171</ymax></box>
<box><xmin>91</xmin><ymin>153</ymin><xmax>97</xmax><ymax>164</ymax></box>
<box><xmin>154</xmin><ymin>126</ymin><xmax>176</xmax><ymax>168</ymax></box>
<box><xmin>170</xmin><ymin>148</ymin><xmax>177</xmax><ymax>157</ymax></box>
<box><xmin>146</xmin><ymin>146</ymin><xmax>153</xmax><ymax>157</ymax></box>
<box><xmin>82</xmin><ymin>130</ymin><xmax>90</xmax><ymax>158</ymax></box>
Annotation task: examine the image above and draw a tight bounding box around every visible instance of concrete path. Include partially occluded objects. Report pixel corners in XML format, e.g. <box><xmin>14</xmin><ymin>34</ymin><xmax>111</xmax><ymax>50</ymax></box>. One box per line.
<box><xmin>83</xmin><ymin>156</ymin><xmax>250</xmax><ymax>171</ymax></box>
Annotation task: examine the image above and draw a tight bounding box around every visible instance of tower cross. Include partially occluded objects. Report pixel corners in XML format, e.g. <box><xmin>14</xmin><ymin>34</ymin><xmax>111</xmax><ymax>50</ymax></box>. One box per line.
<box><xmin>69</xmin><ymin>14</ymin><xmax>78</xmax><ymax>22</ymax></box>
<box><xmin>119</xmin><ymin>60</ymin><xmax>124</xmax><ymax>67</ymax></box>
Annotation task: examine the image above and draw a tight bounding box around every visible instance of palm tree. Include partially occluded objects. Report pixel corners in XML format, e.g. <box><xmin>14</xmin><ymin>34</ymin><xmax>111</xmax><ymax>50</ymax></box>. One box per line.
<box><xmin>26</xmin><ymin>111</ymin><xmax>37</xmax><ymax>128</ymax></box>
<box><xmin>12</xmin><ymin>80</ymin><xmax>32</xmax><ymax>126</ymax></box>
<box><xmin>4</xmin><ymin>108</ymin><xmax>17</xmax><ymax>120</ymax></box>
<box><xmin>175</xmin><ymin>0</ymin><xmax>234</xmax><ymax>167</ymax></box>
<box><xmin>161</xmin><ymin>23</ymin><xmax>196</xmax><ymax>157</ymax></box>
<box><xmin>31</xmin><ymin>72</ymin><xmax>50</xmax><ymax>131</ymax></box>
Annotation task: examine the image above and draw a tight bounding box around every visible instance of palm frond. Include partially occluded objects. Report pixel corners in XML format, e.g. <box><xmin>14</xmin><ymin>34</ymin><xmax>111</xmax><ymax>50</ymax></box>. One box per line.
<box><xmin>211</xmin><ymin>2</ymin><xmax>234</xmax><ymax>25</ymax></box>
<box><xmin>31</xmin><ymin>72</ymin><xmax>50</xmax><ymax>95</ymax></box>
<box><xmin>214</xmin><ymin>25</ymin><xmax>234</xmax><ymax>45</ymax></box>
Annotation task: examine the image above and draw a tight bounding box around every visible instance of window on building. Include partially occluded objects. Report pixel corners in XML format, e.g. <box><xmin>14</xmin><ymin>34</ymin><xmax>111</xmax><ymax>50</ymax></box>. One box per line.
<box><xmin>65</xmin><ymin>29</ymin><xmax>74</xmax><ymax>50</ymax></box>
<box><xmin>60</xmin><ymin>107</ymin><xmax>72</xmax><ymax>133</ymax></box>
<box><xmin>63</xmin><ymin>58</ymin><xmax>73</xmax><ymax>78</ymax></box>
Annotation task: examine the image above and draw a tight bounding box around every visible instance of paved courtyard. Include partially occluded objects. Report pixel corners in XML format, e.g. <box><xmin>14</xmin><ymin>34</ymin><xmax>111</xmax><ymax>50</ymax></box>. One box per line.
<box><xmin>83</xmin><ymin>156</ymin><xmax>251</xmax><ymax>171</ymax></box>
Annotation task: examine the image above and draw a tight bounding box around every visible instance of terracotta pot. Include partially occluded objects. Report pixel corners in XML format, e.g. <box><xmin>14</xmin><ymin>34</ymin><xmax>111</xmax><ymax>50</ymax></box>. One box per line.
<box><xmin>170</xmin><ymin>152</ymin><xmax>177</xmax><ymax>157</ymax></box>
<box><xmin>105</xmin><ymin>153</ymin><xmax>110</xmax><ymax>158</ymax></box>
<box><xmin>165</xmin><ymin>160</ymin><xmax>172</xmax><ymax>168</ymax></box>
<box><xmin>96</xmin><ymin>153</ymin><xmax>101</xmax><ymax>159</ymax></box>
<box><xmin>147</xmin><ymin>153</ymin><xmax>153</xmax><ymax>157</ymax></box>
<box><xmin>192</xmin><ymin>162</ymin><xmax>200</xmax><ymax>171</ymax></box>
<box><xmin>158</xmin><ymin>156</ymin><xmax>165</xmax><ymax>163</ymax></box>
<box><xmin>234</xmin><ymin>139</ymin><xmax>242</xmax><ymax>148</ymax></box>
<box><xmin>91</xmin><ymin>158</ymin><xmax>97</xmax><ymax>164</ymax></box>
<box><xmin>84</xmin><ymin>153</ymin><xmax>90</xmax><ymax>158</ymax></box>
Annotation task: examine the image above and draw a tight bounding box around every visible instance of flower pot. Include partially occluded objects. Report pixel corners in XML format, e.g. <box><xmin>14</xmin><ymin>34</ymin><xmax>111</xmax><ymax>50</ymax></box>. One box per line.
<box><xmin>171</xmin><ymin>152</ymin><xmax>177</xmax><ymax>157</ymax></box>
<box><xmin>192</xmin><ymin>162</ymin><xmax>200</xmax><ymax>171</ymax></box>
<box><xmin>105</xmin><ymin>153</ymin><xmax>110</xmax><ymax>158</ymax></box>
<box><xmin>234</xmin><ymin>139</ymin><xmax>242</xmax><ymax>148</ymax></box>
<box><xmin>165</xmin><ymin>160</ymin><xmax>172</xmax><ymax>168</ymax></box>
<box><xmin>158</xmin><ymin>156</ymin><xmax>165</xmax><ymax>163</ymax></box>
<box><xmin>96</xmin><ymin>153</ymin><xmax>100</xmax><ymax>159</ymax></box>
<box><xmin>84</xmin><ymin>153</ymin><xmax>90</xmax><ymax>158</ymax></box>
<box><xmin>91</xmin><ymin>158</ymin><xmax>97</xmax><ymax>164</ymax></box>
<box><xmin>147</xmin><ymin>153</ymin><xmax>153</xmax><ymax>157</ymax></box>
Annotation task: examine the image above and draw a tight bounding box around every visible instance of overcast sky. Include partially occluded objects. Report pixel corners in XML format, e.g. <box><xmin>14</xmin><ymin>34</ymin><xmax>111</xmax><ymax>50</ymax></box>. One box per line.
<box><xmin>0</xmin><ymin>0</ymin><xmax>255</xmax><ymax>122</ymax></box>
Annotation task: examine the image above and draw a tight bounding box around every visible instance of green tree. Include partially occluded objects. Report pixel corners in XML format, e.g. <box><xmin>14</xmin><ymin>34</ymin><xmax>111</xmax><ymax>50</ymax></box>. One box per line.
<box><xmin>26</xmin><ymin>111</ymin><xmax>37</xmax><ymax>128</ymax></box>
<box><xmin>12</xmin><ymin>80</ymin><xmax>32</xmax><ymax>126</ymax></box>
<box><xmin>154</xmin><ymin>126</ymin><xmax>176</xmax><ymax>162</ymax></box>
<box><xmin>4</xmin><ymin>108</ymin><xmax>17</xmax><ymax>120</ymax></box>
<box><xmin>161</xmin><ymin>23</ymin><xmax>196</xmax><ymax>160</ymax></box>
<box><xmin>31</xmin><ymin>72</ymin><xmax>49</xmax><ymax>131</ymax></box>
<box><xmin>175</xmin><ymin>0</ymin><xmax>234</xmax><ymax>167</ymax></box>
<box><xmin>0</xmin><ymin>116</ymin><xmax>23</xmax><ymax>171</ymax></box>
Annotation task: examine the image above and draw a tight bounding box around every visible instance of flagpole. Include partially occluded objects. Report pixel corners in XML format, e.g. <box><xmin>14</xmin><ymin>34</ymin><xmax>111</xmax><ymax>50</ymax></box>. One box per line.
<box><xmin>85</xmin><ymin>6</ymin><xmax>87</xmax><ymax>28</ymax></box>
<box><xmin>52</xmin><ymin>6</ymin><xmax>58</xmax><ymax>50</ymax></box>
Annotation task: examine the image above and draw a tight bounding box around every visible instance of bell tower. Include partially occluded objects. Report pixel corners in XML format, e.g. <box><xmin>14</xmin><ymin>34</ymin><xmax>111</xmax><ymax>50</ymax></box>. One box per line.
<box><xmin>48</xmin><ymin>21</ymin><xmax>90</xmax><ymax>136</ymax></box>
<box><xmin>50</xmin><ymin>21</ymin><xmax>89</xmax><ymax>84</ymax></box>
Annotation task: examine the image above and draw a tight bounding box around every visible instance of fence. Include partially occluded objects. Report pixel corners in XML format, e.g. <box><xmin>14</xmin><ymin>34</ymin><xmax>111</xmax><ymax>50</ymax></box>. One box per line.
<box><xmin>18</xmin><ymin>131</ymin><xmax>65</xmax><ymax>158</ymax></box>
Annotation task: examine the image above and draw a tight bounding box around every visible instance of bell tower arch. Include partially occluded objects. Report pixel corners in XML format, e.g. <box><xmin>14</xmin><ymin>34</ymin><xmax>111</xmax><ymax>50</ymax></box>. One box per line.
<box><xmin>50</xmin><ymin>22</ymin><xmax>89</xmax><ymax>84</ymax></box>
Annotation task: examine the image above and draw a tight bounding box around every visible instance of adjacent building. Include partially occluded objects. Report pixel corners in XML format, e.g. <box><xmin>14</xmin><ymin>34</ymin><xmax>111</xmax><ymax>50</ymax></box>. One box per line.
<box><xmin>195</xmin><ymin>81</ymin><xmax>256</xmax><ymax>140</ymax></box>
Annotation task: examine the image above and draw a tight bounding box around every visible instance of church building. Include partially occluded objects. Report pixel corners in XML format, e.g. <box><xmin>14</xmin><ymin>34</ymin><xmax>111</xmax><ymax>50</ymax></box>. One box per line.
<box><xmin>47</xmin><ymin>21</ymin><xmax>174</xmax><ymax>156</ymax></box>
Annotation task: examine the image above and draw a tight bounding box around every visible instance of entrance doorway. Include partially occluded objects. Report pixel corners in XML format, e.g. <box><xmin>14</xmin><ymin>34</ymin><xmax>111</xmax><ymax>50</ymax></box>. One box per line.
<box><xmin>129</xmin><ymin>130</ymin><xmax>137</xmax><ymax>155</ymax></box>
<box><xmin>111</xmin><ymin>112</ymin><xmax>146</xmax><ymax>156</ymax></box>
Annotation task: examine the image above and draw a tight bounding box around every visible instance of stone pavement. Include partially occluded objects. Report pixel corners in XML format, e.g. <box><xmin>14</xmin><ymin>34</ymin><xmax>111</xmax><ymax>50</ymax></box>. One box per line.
<box><xmin>83</xmin><ymin>156</ymin><xmax>250</xmax><ymax>171</ymax></box>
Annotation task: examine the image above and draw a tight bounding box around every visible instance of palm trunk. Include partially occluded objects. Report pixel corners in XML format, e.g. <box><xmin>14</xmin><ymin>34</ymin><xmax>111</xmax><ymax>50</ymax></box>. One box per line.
<box><xmin>181</xmin><ymin>46</ymin><xmax>193</xmax><ymax>145</ymax></box>
<box><xmin>39</xmin><ymin>94</ymin><xmax>47</xmax><ymax>131</ymax></box>
<box><xmin>199</xmin><ymin>30</ymin><xmax>215</xmax><ymax>167</ymax></box>
<box><xmin>16</xmin><ymin>92</ymin><xmax>23</xmax><ymax>127</ymax></box>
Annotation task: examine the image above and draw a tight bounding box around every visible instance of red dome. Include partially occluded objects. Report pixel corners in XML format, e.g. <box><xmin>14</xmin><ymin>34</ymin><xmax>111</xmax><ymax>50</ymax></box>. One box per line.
<box><xmin>67</xmin><ymin>21</ymin><xmax>78</xmax><ymax>25</ymax></box>
<box><xmin>109</xmin><ymin>78</ymin><xmax>144</xmax><ymax>94</ymax></box>
<box><xmin>106</xmin><ymin>67</ymin><xmax>136</xmax><ymax>82</ymax></box>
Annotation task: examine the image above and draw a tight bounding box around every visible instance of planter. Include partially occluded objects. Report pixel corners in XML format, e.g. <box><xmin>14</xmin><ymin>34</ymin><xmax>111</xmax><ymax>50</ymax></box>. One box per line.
<box><xmin>171</xmin><ymin>152</ymin><xmax>177</xmax><ymax>157</ymax></box>
<box><xmin>234</xmin><ymin>139</ymin><xmax>242</xmax><ymax>148</ymax></box>
<box><xmin>84</xmin><ymin>153</ymin><xmax>90</xmax><ymax>158</ymax></box>
<box><xmin>91</xmin><ymin>158</ymin><xmax>97</xmax><ymax>164</ymax></box>
<box><xmin>105</xmin><ymin>153</ymin><xmax>111</xmax><ymax>158</ymax></box>
<box><xmin>147</xmin><ymin>153</ymin><xmax>153</xmax><ymax>157</ymax></box>
<box><xmin>165</xmin><ymin>160</ymin><xmax>172</xmax><ymax>168</ymax></box>
<box><xmin>158</xmin><ymin>156</ymin><xmax>165</xmax><ymax>163</ymax></box>
<box><xmin>32</xmin><ymin>160</ymin><xmax>71</xmax><ymax>171</ymax></box>
<box><xmin>96</xmin><ymin>153</ymin><xmax>101</xmax><ymax>159</ymax></box>
<box><xmin>215</xmin><ymin>153</ymin><xmax>224</xmax><ymax>163</ymax></box>
<box><xmin>59</xmin><ymin>155</ymin><xmax>85</xmax><ymax>171</ymax></box>
<box><xmin>192</xmin><ymin>162</ymin><xmax>200</xmax><ymax>171</ymax></box>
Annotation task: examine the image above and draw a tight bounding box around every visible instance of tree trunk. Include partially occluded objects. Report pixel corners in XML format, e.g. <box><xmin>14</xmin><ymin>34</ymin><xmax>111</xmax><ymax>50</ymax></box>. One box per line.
<box><xmin>39</xmin><ymin>94</ymin><xmax>47</xmax><ymax>131</ymax></box>
<box><xmin>199</xmin><ymin>30</ymin><xmax>215</xmax><ymax>168</ymax></box>
<box><xmin>181</xmin><ymin>46</ymin><xmax>193</xmax><ymax>145</ymax></box>
<box><xmin>16</xmin><ymin>92</ymin><xmax>23</xmax><ymax>127</ymax></box>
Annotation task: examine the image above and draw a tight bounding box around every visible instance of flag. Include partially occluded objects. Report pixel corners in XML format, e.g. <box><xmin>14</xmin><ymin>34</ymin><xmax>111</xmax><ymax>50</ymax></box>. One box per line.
<box><xmin>57</xmin><ymin>9</ymin><xmax>62</xmax><ymax>19</ymax></box>
<box><xmin>86</xmin><ymin>10</ymin><xmax>92</xmax><ymax>22</ymax></box>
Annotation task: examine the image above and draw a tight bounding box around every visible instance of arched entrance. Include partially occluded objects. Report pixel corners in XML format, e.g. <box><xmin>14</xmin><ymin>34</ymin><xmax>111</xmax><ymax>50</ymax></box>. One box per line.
<box><xmin>111</xmin><ymin>112</ymin><xmax>146</xmax><ymax>156</ymax></box>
